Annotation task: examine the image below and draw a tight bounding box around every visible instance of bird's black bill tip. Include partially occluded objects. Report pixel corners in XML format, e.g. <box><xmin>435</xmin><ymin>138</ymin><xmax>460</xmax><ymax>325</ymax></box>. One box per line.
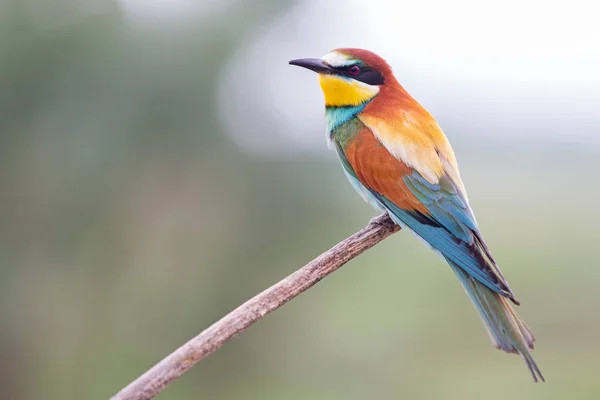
<box><xmin>289</xmin><ymin>58</ymin><xmax>332</xmax><ymax>74</ymax></box>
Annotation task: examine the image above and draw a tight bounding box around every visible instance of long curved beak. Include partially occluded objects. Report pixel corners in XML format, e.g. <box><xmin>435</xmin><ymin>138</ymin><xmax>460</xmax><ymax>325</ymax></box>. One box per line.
<box><xmin>289</xmin><ymin>58</ymin><xmax>332</xmax><ymax>74</ymax></box>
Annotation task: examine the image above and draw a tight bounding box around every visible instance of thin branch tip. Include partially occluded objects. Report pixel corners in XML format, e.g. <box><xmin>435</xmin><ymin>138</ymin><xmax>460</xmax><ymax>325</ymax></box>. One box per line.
<box><xmin>110</xmin><ymin>213</ymin><xmax>399</xmax><ymax>400</ymax></box>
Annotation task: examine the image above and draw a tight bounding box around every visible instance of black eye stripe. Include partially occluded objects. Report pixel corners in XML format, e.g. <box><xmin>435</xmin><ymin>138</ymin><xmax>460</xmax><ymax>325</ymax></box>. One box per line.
<box><xmin>332</xmin><ymin>65</ymin><xmax>385</xmax><ymax>86</ymax></box>
<box><xmin>354</xmin><ymin>69</ymin><xmax>385</xmax><ymax>85</ymax></box>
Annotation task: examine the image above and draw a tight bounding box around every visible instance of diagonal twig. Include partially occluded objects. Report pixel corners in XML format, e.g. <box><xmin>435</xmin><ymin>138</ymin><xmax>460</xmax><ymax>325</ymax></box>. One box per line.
<box><xmin>110</xmin><ymin>213</ymin><xmax>400</xmax><ymax>400</ymax></box>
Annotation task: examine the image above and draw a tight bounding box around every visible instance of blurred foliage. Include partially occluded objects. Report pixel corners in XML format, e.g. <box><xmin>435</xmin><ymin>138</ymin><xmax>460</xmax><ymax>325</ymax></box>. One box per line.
<box><xmin>1</xmin><ymin>1</ymin><xmax>599</xmax><ymax>400</ymax></box>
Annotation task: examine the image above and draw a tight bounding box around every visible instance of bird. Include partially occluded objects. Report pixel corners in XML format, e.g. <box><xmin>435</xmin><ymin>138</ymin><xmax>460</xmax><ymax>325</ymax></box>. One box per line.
<box><xmin>289</xmin><ymin>48</ymin><xmax>544</xmax><ymax>382</ymax></box>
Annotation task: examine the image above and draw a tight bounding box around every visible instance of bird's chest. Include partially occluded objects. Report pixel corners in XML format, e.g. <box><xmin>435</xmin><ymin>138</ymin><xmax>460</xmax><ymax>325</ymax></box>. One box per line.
<box><xmin>327</xmin><ymin>113</ymin><xmax>366</xmax><ymax>150</ymax></box>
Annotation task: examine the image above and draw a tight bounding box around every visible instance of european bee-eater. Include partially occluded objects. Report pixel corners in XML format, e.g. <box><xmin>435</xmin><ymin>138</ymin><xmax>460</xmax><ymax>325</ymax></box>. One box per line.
<box><xmin>290</xmin><ymin>48</ymin><xmax>543</xmax><ymax>381</ymax></box>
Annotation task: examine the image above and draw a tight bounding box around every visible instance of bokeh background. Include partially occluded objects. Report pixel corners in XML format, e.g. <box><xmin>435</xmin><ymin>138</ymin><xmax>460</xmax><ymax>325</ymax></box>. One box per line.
<box><xmin>2</xmin><ymin>0</ymin><xmax>600</xmax><ymax>399</ymax></box>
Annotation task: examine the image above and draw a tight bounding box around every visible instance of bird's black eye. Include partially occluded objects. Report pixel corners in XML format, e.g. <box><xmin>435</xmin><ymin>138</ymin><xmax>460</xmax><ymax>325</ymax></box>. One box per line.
<box><xmin>348</xmin><ymin>65</ymin><xmax>361</xmax><ymax>75</ymax></box>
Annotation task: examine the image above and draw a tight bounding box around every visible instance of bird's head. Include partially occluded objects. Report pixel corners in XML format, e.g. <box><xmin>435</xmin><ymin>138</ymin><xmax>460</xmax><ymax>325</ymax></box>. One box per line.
<box><xmin>289</xmin><ymin>48</ymin><xmax>394</xmax><ymax>108</ymax></box>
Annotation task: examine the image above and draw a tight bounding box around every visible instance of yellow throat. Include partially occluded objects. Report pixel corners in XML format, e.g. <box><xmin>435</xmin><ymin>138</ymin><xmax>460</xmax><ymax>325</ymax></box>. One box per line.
<box><xmin>318</xmin><ymin>74</ymin><xmax>379</xmax><ymax>107</ymax></box>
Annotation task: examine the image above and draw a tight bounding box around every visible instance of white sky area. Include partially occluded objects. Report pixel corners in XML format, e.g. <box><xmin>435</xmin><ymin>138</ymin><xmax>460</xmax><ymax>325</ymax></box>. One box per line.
<box><xmin>119</xmin><ymin>0</ymin><xmax>600</xmax><ymax>155</ymax></box>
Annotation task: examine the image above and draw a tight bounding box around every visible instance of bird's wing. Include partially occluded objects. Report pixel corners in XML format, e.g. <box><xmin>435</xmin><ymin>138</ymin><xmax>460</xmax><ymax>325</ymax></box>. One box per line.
<box><xmin>335</xmin><ymin>124</ymin><xmax>516</xmax><ymax>302</ymax></box>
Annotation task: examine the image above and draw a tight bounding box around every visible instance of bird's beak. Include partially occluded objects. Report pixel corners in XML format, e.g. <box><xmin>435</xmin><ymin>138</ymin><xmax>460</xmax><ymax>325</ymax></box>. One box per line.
<box><xmin>289</xmin><ymin>58</ymin><xmax>332</xmax><ymax>74</ymax></box>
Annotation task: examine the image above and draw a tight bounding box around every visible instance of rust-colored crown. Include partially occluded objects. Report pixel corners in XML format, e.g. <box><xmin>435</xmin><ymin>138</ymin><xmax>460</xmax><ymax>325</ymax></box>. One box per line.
<box><xmin>334</xmin><ymin>48</ymin><xmax>394</xmax><ymax>77</ymax></box>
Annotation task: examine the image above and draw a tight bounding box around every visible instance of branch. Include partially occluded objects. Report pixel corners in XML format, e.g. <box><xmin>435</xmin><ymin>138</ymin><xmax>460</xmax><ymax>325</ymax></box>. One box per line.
<box><xmin>110</xmin><ymin>213</ymin><xmax>400</xmax><ymax>400</ymax></box>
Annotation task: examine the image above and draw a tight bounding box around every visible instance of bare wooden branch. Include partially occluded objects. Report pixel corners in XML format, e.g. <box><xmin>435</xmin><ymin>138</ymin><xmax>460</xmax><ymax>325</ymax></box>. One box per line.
<box><xmin>110</xmin><ymin>213</ymin><xmax>400</xmax><ymax>400</ymax></box>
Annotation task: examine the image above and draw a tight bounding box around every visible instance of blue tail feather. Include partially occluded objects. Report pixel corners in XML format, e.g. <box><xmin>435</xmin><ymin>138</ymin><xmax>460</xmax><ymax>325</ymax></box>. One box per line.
<box><xmin>447</xmin><ymin>259</ymin><xmax>544</xmax><ymax>382</ymax></box>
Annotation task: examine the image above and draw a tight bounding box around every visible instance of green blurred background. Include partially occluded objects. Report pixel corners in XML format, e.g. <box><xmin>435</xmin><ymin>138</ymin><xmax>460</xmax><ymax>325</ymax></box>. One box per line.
<box><xmin>2</xmin><ymin>0</ymin><xmax>600</xmax><ymax>399</ymax></box>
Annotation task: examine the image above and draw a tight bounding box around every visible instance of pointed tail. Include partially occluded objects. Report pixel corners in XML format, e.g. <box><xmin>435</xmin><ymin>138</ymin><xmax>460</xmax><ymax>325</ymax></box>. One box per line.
<box><xmin>447</xmin><ymin>260</ymin><xmax>545</xmax><ymax>382</ymax></box>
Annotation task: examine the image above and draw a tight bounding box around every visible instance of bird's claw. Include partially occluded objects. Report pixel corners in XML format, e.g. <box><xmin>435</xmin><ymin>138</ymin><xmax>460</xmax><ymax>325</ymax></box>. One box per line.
<box><xmin>369</xmin><ymin>213</ymin><xmax>390</xmax><ymax>226</ymax></box>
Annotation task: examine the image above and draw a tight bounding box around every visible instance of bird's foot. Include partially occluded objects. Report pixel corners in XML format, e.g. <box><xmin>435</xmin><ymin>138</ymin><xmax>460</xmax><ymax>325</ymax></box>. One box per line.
<box><xmin>369</xmin><ymin>213</ymin><xmax>394</xmax><ymax>227</ymax></box>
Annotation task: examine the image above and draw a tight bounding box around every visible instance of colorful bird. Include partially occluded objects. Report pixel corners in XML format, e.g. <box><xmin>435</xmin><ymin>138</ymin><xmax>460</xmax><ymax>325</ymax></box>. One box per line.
<box><xmin>289</xmin><ymin>48</ymin><xmax>544</xmax><ymax>381</ymax></box>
